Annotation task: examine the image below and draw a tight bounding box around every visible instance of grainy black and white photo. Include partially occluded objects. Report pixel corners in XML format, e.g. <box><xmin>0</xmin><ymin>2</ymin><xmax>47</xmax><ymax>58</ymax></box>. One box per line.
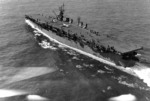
<box><xmin>0</xmin><ymin>0</ymin><xmax>150</xmax><ymax>101</ymax></box>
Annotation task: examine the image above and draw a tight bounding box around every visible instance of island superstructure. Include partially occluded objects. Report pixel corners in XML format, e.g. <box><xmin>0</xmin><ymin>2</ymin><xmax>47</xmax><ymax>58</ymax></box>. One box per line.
<box><xmin>25</xmin><ymin>4</ymin><xmax>143</xmax><ymax>68</ymax></box>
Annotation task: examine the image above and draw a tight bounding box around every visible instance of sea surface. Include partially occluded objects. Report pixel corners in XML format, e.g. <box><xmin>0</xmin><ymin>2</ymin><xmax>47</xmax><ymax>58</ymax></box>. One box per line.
<box><xmin>0</xmin><ymin>0</ymin><xmax>150</xmax><ymax>101</ymax></box>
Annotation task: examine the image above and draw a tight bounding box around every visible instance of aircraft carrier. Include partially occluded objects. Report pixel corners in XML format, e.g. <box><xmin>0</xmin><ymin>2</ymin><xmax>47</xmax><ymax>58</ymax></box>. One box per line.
<box><xmin>25</xmin><ymin>4</ymin><xmax>143</xmax><ymax>73</ymax></box>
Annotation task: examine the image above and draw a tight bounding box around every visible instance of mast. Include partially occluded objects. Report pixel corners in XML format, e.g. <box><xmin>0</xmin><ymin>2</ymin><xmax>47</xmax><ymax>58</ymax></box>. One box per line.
<box><xmin>58</xmin><ymin>3</ymin><xmax>65</xmax><ymax>21</ymax></box>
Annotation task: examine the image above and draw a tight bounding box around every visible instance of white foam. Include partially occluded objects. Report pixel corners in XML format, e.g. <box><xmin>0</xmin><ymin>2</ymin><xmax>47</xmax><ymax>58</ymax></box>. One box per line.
<box><xmin>108</xmin><ymin>94</ymin><xmax>137</xmax><ymax>101</ymax></box>
<box><xmin>133</xmin><ymin>67</ymin><xmax>150</xmax><ymax>87</ymax></box>
<box><xmin>97</xmin><ymin>69</ymin><xmax>106</xmax><ymax>74</ymax></box>
<box><xmin>39</xmin><ymin>42</ymin><xmax>57</xmax><ymax>50</ymax></box>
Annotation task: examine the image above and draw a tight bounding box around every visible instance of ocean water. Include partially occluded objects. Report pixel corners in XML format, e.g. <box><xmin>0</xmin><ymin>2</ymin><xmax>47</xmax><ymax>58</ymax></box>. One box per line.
<box><xmin>0</xmin><ymin>0</ymin><xmax>150</xmax><ymax>101</ymax></box>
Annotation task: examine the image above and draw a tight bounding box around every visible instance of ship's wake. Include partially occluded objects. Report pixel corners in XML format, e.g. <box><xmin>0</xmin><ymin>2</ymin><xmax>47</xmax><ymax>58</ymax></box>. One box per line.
<box><xmin>132</xmin><ymin>64</ymin><xmax>150</xmax><ymax>87</ymax></box>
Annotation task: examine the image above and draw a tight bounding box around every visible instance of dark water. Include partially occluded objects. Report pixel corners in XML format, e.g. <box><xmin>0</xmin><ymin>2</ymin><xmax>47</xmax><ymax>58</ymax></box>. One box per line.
<box><xmin>0</xmin><ymin>0</ymin><xmax>150</xmax><ymax>101</ymax></box>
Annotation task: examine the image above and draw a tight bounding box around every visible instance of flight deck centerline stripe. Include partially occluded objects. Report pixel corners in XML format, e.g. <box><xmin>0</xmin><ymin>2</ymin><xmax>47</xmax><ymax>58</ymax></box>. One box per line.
<box><xmin>25</xmin><ymin>19</ymin><xmax>138</xmax><ymax>77</ymax></box>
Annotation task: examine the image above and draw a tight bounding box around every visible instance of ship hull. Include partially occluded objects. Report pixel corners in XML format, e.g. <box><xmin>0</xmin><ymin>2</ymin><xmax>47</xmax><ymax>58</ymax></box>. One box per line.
<box><xmin>25</xmin><ymin>18</ymin><xmax>139</xmax><ymax>77</ymax></box>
